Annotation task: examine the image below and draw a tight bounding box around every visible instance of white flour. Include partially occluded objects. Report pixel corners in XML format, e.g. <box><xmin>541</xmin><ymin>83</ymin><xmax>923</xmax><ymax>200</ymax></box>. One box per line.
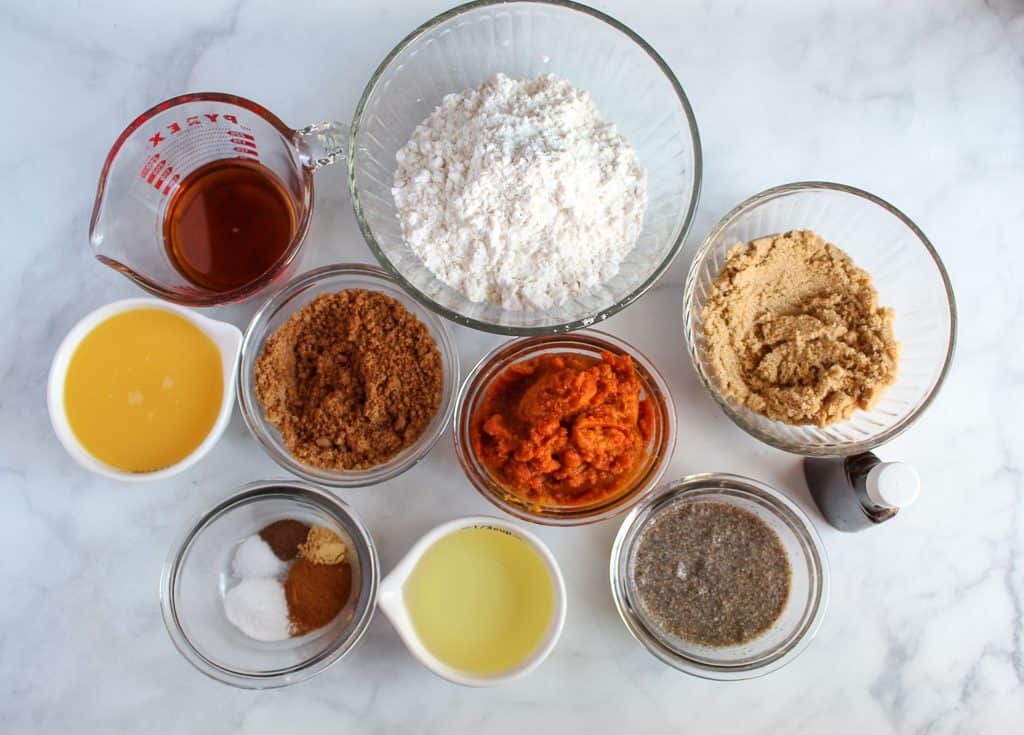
<box><xmin>392</xmin><ymin>74</ymin><xmax>647</xmax><ymax>311</ymax></box>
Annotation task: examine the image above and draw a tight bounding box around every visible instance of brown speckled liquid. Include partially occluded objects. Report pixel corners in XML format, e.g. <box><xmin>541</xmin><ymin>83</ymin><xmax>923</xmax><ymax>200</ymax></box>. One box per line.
<box><xmin>633</xmin><ymin>501</ymin><xmax>792</xmax><ymax>647</ymax></box>
<box><xmin>163</xmin><ymin>158</ymin><xmax>297</xmax><ymax>292</ymax></box>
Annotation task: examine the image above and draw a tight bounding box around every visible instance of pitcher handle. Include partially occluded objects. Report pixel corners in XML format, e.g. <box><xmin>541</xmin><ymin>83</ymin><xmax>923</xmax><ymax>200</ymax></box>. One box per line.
<box><xmin>295</xmin><ymin>121</ymin><xmax>349</xmax><ymax>170</ymax></box>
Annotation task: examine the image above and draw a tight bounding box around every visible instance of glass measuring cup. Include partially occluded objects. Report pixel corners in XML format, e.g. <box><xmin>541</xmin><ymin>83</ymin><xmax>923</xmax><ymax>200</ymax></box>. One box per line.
<box><xmin>89</xmin><ymin>93</ymin><xmax>346</xmax><ymax>306</ymax></box>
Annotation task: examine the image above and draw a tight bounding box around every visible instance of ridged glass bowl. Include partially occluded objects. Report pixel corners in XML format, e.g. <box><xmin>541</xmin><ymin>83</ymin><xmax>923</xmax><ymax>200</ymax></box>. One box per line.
<box><xmin>683</xmin><ymin>182</ymin><xmax>956</xmax><ymax>456</ymax></box>
<box><xmin>349</xmin><ymin>0</ymin><xmax>701</xmax><ymax>334</ymax></box>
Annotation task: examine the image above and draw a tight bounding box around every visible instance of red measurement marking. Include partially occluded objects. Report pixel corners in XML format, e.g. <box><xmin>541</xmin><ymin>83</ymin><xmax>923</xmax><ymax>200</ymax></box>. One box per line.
<box><xmin>141</xmin><ymin>112</ymin><xmax>255</xmax><ymax>193</ymax></box>
<box><xmin>140</xmin><ymin>152</ymin><xmax>160</xmax><ymax>178</ymax></box>
<box><xmin>147</xmin><ymin>158</ymin><xmax>167</xmax><ymax>184</ymax></box>
<box><xmin>154</xmin><ymin>164</ymin><xmax>173</xmax><ymax>190</ymax></box>
<box><xmin>162</xmin><ymin>172</ymin><xmax>181</xmax><ymax>196</ymax></box>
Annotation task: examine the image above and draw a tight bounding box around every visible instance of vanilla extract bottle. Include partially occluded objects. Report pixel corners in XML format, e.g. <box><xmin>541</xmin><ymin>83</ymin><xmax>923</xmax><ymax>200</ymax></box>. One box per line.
<box><xmin>803</xmin><ymin>452</ymin><xmax>920</xmax><ymax>532</ymax></box>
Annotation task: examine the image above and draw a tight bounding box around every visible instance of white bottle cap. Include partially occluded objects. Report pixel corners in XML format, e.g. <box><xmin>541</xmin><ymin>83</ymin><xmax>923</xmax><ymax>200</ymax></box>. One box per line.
<box><xmin>865</xmin><ymin>462</ymin><xmax>920</xmax><ymax>509</ymax></box>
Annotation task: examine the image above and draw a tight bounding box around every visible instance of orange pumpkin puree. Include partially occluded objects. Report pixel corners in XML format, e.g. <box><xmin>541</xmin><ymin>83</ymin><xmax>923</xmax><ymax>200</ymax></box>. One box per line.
<box><xmin>471</xmin><ymin>352</ymin><xmax>655</xmax><ymax>507</ymax></box>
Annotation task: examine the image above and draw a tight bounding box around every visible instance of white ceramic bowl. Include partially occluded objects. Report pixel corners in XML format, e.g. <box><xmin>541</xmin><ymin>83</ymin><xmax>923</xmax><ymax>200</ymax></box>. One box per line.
<box><xmin>378</xmin><ymin>516</ymin><xmax>567</xmax><ymax>686</ymax></box>
<box><xmin>47</xmin><ymin>298</ymin><xmax>242</xmax><ymax>481</ymax></box>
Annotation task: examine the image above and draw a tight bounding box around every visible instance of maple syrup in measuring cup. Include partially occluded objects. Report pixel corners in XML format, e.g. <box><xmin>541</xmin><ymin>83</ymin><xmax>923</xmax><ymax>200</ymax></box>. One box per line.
<box><xmin>163</xmin><ymin>159</ymin><xmax>296</xmax><ymax>292</ymax></box>
<box><xmin>90</xmin><ymin>93</ymin><xmax>346</xmax><ymax>306</ymax></box>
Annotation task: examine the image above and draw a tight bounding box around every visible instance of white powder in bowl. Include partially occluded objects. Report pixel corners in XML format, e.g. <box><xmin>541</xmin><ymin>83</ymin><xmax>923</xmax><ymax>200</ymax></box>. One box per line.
<box><xmin>232</xmin><ymin>534</ymin><xmax>287</xmax><ymax>578</ymax></box>
<box><xmin>223</xmin><ymin>578</ymin><xmax>291</xmax><ymax>642</ymax></box>
<box><xmin>392</xmin><ymin>73</ymin><xmax>647</xmax><ymax>311</ymax></box>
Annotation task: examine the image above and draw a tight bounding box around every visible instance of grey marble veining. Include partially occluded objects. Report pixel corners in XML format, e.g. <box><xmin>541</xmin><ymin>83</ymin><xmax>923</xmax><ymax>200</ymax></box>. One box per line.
<box><xmin>1</xmin><ymin>0</ymin><xmax>1021</xmax><ymax>732</ymax></box>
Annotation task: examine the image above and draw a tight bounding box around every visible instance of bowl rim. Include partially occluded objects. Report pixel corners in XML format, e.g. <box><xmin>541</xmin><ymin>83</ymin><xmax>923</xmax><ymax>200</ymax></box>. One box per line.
<box><xmin>348</xmin><ymin>0</ymin><xmax>703</xmax><ymax>335</ymax></box>
<box><xmin>236</xmin><ymin>263</ymin><xmax>460</xmax><ymax>487</ymax></box>
<box><xmin>159</xmin><ymin>480</ymin><xmax>381</xmax><ymax>689</ymax></box>
<box><xmin>609</xmin><ymin>472</ymin><xmax>831</xmax><ymax>680</ymax></box>
<box><xmin>453</xmin><ymin>328</ymin><xmax>677</xmax><ymax>526</ymax></box>
<box><xmin>46</xmin><ymin>297</ymin><xmax>241</xmax><ymax>482</ymax></box>
<box><xmin>682</xmin><ymin>180</ymin><xmax>958</xmax><ymax>456</ymax></box>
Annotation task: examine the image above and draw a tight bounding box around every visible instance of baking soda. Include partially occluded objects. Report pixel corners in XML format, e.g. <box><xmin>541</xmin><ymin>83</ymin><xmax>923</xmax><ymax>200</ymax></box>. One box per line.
<box><xmin>232</xmin><ymin>535</ymin><xmax>288</xmax><ymax>578</ymax></box>
<box><xmin>223</xmin><ymin>534</ymin><xmax>290</xmax><ymax>641</ymax></box>
<box><xmin>223</xmin><ymin>578</ymin><xmax>291</xmax><ymax>642</ymax></box>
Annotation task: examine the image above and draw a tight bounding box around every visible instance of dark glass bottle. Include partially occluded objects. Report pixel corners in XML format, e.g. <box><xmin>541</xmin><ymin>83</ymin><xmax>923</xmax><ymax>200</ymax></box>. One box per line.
<box><xmin>803</xmin><ymin>452</ymin><xmax>920</xmax><ymax>532</ymax></box>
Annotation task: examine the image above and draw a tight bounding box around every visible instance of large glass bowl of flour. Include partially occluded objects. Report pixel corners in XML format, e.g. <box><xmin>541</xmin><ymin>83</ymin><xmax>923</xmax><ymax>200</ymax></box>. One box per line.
<box><xmin>348</xmin><ymin>0</ymin><xmax>701</xmax><ymax>334</ymax></box>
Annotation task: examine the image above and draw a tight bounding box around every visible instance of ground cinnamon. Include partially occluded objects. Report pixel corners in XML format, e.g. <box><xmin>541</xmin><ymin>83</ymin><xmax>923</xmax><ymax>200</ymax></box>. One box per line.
<box><xmin>285</xmin><ymin>558</ymin><xmax>352</xmax><ymax>636</ymax></box>
<box><xmin>254</xmin><ymin>289</ymin><xmax>443</xmax><ymax>470</ymax></box>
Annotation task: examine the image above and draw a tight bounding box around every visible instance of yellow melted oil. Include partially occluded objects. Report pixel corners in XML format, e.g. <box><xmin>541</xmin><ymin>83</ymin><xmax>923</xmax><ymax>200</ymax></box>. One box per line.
<box><xmin>63</xmin><ymin>308</ymin><xmax>223</xmax><ymax>472</ymax></box>
<box><xmin>403</xmin><ymin>526</ymin><xmax>555</xmax><ymax>675</ymax></box>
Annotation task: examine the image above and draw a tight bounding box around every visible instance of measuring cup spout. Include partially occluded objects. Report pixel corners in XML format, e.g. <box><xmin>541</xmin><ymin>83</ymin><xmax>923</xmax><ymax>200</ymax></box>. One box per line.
<box><xmin>89</xmin><ymin>180</ymin><xmax>153</xmax><ymax>293</ymax></box>
<box><xmin>295</xmin><ymin>121</ymin><xmax>349</xmax><ymax>170</ymax></box>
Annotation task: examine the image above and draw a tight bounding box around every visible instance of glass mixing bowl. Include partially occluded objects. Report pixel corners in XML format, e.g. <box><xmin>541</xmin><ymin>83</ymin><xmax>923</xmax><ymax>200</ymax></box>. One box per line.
<box><xmin>610</xmin><ymin>474</ymin><xmax>830</xmax><ymax>680</ymax></box>
<box><xmin>349</xmin><ymin>0</ymin><xmax>701</xmax><ymax>334</ymax></box>
<box><xmin>454</xmin><ymin>330</ymin><xmax>676</xmax><ymax>525</ymax></box>
<box><xmin>160</xmin><ymin>481</ymin><xmax>379</xmax><ymax>689</ymax></box>
<box><xmin>237</xmin><ymin>264</ymin><xmax>460</xmax><ymax>487</ymax></box>
<box><xmin>683</xmin><ymin>182</ymin><xmax>956</xmax><ymax>456</ymax></box>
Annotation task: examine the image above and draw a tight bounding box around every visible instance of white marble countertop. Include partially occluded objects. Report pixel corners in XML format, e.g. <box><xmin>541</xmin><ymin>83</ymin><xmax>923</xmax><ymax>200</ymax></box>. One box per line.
<box><xmin>2</xmin><ymin>0</ymin><xmax>1021</xmax><ymax>732</ymax></box>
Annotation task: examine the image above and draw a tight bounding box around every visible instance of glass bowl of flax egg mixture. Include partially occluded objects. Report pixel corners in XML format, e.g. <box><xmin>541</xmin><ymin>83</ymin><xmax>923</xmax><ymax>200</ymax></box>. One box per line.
<box><xmin>610</xmin><ymin>474</ymin><xmax>829</xmax><ymax>680</ymax></box>
<box><xmin>683</xmin><ymin>182</ymin><xmax>956</xmax><ymax>456</ymax></box>
<box><xmin>160</xmin><ymin>481</ymin><xmax>379</xmax><ymax>688</ymax></box>
<box><xmin>237</xmin><ymin>264</ymin><xmax>459</xmax><ymax>488</ymax></box>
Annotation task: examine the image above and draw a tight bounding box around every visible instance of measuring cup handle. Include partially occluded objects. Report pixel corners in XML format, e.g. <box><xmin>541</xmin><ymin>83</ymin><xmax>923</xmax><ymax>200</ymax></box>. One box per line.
<box><xmin>295</xmin><ymin>121</ymin><xmax>348</xmax><ymax>170</ymax></box>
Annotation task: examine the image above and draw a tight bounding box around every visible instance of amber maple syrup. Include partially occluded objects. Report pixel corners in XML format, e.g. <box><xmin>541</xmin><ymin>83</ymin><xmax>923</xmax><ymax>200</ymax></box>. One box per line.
<box><xmin>163</xmin><ymin>158</ymin><xmax>297</xmax><ymax>292</ymax></box>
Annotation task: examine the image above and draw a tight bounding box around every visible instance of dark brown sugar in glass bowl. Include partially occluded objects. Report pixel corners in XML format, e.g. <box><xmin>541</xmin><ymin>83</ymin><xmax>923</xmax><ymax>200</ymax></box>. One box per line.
<box><xmin>633</xmin><ymin>500</ymin><xmax>792</xmax><ymax>647</ymax></box>
<box><xmin>253</xmin><ymin>289</ymin><xmax>443</xmax><ymax>470</ymax></box>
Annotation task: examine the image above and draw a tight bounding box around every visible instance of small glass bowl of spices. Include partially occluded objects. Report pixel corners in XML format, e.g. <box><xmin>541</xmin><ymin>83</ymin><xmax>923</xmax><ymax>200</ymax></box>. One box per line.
<box><xmin>610</xmin><ymin>473</ymin><xmax>829</xmax><ymax>680</ymax></box>
<box><xmin>160</xmin><ymin>480</ymin><xmax>379</xmax><ymax>688</ymax></box>
<box><xmin>455</xmin><ymin>330</ymin><xmax>676</xmax><ymax>526</ymax></box>
<box><xmin>238</xmin><ymin>264</ymin><xmax>460</xmax><ymax>487</ymax></box>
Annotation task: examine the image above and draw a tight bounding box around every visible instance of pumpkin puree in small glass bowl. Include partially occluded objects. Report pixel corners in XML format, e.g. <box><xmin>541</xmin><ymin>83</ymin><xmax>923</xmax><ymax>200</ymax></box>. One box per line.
<box><xmin>455</xmin><ymin>330</ymin><xmax>676</xmax><ymax>526</ymax></box>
